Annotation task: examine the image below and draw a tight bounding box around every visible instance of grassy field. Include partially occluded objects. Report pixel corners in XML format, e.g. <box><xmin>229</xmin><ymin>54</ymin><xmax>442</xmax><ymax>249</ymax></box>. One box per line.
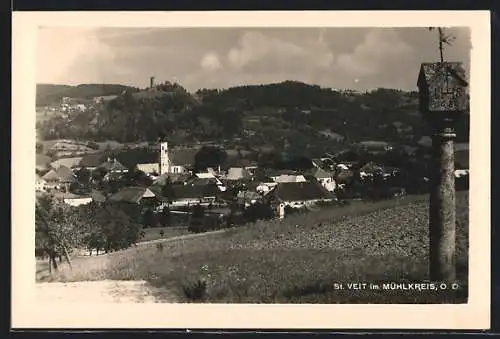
<box><xmin>37</xmin><ymin>192</ymin><xmax>469</xmax><ymax>304</ymax></box>
<box><xmin>138</xmin><ymin>227</ymin><xmax>191</xmax><ymax>243</ymax></box>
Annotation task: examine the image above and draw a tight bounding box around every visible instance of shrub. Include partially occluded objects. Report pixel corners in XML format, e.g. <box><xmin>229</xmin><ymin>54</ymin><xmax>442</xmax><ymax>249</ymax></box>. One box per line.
<box><xmin>182</xmin><ymin>279</ymin><xmax>208</xmax><ymax>301</ymax></box>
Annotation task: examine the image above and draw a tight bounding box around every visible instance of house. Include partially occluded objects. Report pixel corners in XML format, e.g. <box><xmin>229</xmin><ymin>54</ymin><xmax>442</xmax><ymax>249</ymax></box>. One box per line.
<box><xmin>166</xmin><ymin>183</ymin><xmax>221</xmax><ymax>207</ymax></box>
<box><xmin>79</xmin><ymin>153</ymin><xmax>105</xmax><ymax>171</ymax></box>
<box><xmin>236</xmin><ymin>190</ymin><xmax>263</xmax><ymax>207</ymax></box>
<box><xmin>152</xmin><ymin>172</ymin><xmax>191</xmax><ymax>186</ymax></box>
<box><xmin>35</xmin><ymin>174</ymin><xmax>47</xmax><ymax>192</ymax></box>
<box><xmin>136</xmin><ymin>163</ymin><xmax>160</xmax><ymax>175</ymax></box>
<box><xmin>272</xmin><ymin>174</ymin><xmax>307</xmax><ymax>183</ymax></box>
<box><xmin>50</xmin><ymin>156</ymin><xmax>83</xmax><ymax>170</ymax></box>
<box><xmin>256</xmin><ymin>182</ymin><xmax>278</xmax><ymax>194</ymax></box>
<box><xmin>225</xmin><ymin>167</ymin><xmax>252</xmax><ymax>181</ymax></box>
<box><xmin>99</xmin><ymin>158</ymin><xmax>128</xmax><ymax>173</ymax></box>
<box><xmin>108</xmin><ymin>186</ymin><xmax>159</xmax><ymax>204</ymax></box>
<box><xmin>159</xmin><ymin>141</ymin><xmax>200</xmax><ymax>174</ymax></box>
<box><xmin>264</xmin><ymin>181</ymin><xmax>335</xmax><ymax>211</ymax></box>
<box><xmin>41</xmin><ymin>165</ymin><xmax>76</xmax><ymax>191</ymax></box>
<box><xmin>53</xmin><ymin>192</ymin><xmax>93</xmax><ymax>207</ymax></box>
<box><xmin>36</xmin><ymin>154</ymin><xmax>52</xmax><ymax>173</ymax></box>
<box><xmin>308</xmin><ymin>167</ymin><xmax>336</xmax><ymax>192</ymax></box>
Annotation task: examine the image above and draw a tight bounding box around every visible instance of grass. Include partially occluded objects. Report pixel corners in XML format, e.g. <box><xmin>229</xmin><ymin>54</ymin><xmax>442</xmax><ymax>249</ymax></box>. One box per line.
<box><xmin>37</xmin><ymin>192</ymin><xmax>469</xmax><ymax>304</ymax></box>
<box><xmin>138</xmin><ymin>227</ymin><xmax>191</xmax><ymax>243</ymax></box>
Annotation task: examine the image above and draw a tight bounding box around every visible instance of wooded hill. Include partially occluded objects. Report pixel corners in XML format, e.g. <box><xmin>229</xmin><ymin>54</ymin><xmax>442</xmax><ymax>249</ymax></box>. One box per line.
<box><xmin>36</xmin><ymin>83</ymin><xmax>140</xmax><ymax>106</ymax></box>
<box><xmin>36</xmin><ymin>81</ymin><xmax>470</xmax><ymax>158</ymax></box>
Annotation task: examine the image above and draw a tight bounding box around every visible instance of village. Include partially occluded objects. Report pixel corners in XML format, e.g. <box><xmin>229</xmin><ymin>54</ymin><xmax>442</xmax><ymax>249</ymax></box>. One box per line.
<box><xmin>35</xmin><ymin>130</ymin><xmax>470</xmax><ymax>237</ymax></box>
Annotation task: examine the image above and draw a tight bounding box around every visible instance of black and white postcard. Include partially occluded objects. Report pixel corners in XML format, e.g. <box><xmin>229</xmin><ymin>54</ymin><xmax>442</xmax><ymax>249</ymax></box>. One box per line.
<box><xmin>12</xmin><ymin>10</ymin><xmax>491</xmax><ymax>329</ymax></box>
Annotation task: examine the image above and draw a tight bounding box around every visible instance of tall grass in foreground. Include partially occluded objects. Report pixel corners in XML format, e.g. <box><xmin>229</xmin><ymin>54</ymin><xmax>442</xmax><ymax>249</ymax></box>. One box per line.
<box><xmin>39</xmin><ymin>193</ymin><xmax>469</xmax><ymax>303</ymax></box>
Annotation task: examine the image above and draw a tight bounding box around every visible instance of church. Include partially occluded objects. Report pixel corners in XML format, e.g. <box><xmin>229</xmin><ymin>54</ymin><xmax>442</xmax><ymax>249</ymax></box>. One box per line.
<box><xmin>159</xmin><ymin>141</ymin><xmax>199</xmax><ymax>175</ymax></box>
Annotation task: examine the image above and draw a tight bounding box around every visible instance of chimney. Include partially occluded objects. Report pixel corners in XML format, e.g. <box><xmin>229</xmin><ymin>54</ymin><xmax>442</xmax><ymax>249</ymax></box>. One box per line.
<box><xmin>150</xmin><ymin>76</ymin><xmax>155</xmax><ymax>88</ymax></box>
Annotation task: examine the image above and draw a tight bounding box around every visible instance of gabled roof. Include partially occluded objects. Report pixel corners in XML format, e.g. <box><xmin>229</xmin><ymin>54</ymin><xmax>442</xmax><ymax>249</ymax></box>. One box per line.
<box><xmin>266</xmin><ymin>181</ymin><xmax>333</xmax><ymax>203</ymax></box>
<box><xmin>169</xmin><ymin>148</ymin><xmax>199</xmax><ymax>166</ymax></box>
<box><xmin>99</xmin><ymin>158</ymin><xmax>127</xmax><ymax>172</ymax></box>
<box><xmin>35</xmin><ymin>173</ymin><xmax>46</xmax><ymax>182</ymax></box>
<box><xmin>236</xmin><ymin>190</ymin><xmax>262</xmax><ymax>200</ymax></box>
<box><xmin>56</xmin><ymin>166</ymin><xmax>77</xmax><ymax>183</ymax></box>
<box><xmin>108</xmin><ymin>186</ymin><xmax>157</xmax><ymax>203</ymax></box>
<box><xmin>309</xmin><ymin>167</ymin><xmax>334</xmax><ymax>179</ymax></box>
<box><xmin>79</xmin><ymin>153</ymin><xmax>106</xmax><ymax>167</ymax></box>
<box><xmin>42</xmin><ymin>165</ymin><xmax>76</xmax><ymax>183</ymax></box>
<box><xmin>152</xmin><ymin>172</ymin><xmax>191</xmax><ymax>185</ymax></box>
<box><xmin>50</xmin><ymin>157</ymin><xmax>83</xmax><ymax>169</ymax></box>
<box><xmin>418</xmin><ymin>62</ymin><xmax>468</xmax><ymax>88</ymax></box>
<box><xmin>171</xmin><ymin>183</ymin><xmax>220</xmax><ymax>200</ymax></box>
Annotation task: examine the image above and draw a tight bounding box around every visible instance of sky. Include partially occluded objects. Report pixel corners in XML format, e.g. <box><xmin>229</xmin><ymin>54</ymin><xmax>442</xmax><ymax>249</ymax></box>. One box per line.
<box><xmin>36</xmin><ymin>27</ymin><xmax>471</xmax><ymax>92</ymax></box>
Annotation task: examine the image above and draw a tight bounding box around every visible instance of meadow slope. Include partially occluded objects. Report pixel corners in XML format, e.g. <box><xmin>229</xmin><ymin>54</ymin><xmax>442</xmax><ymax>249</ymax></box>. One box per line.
<box><xmin>39</xmin><ymin>192</ymin><xmax>469</xmax><ymax>304</ymax></box>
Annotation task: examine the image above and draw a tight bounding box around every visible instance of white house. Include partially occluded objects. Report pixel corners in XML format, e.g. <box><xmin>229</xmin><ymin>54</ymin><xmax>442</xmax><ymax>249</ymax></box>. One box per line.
<box><xmin>35</xmin><ymin>174</ymin><xmax>47</xmax><ymax>192</ymax></box>
<box><xmin>272</xmin><ymin>174</ymin><xmax>307</xmax><ymax>183</ymax></box>
<box><xmin>137</xmin><ymin>163</ymin><xmax>160</xmax><ymax>175</ymax></box>
<box><xmin>256</xmin><ymin>182</ymin><xmax>278</xmax><ymax>194</ymax></box>
<box><xmin>309</xmin><ymin>168</ymin><xmax>336</xmax><ymax>192</ymax></box>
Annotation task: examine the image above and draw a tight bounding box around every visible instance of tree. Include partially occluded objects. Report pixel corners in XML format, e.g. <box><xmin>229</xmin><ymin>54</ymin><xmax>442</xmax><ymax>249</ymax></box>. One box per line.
<box><xmin>36</xmin><ymin>142</ymin><xmax>44</xmax><ymax>154</ymax></box>
<box><xmin>428</xmin><ymin>27</ymin><xmax>456</xmax><ymax>62</ymax></box>
<box><xmin>35</xmin><ymin>194</ymin><xmax>91</xmax><ymax>272</ymax></box>
<box><xmin>159</xmin><ymin>205</ymin><xmax>172</xmax><ymax>227</ymax></box>
<box><xmin>161</xmin><ymin>177</ymin><xmax>175</xmax><ymax>203</ymax></box>
<box><xmin>142</xmin><ymin>208</ymin><xmax>157</xmax><ymax>228</ymax></box>
<box><xmin>194</xmin><ymin>146</ymin><xmax>227</xmax><ymax>172</ymax></box>
<box><xmin>74</xmin><ymin>167</ymin><xmax>91</xmax><ymax>187</ymax></box>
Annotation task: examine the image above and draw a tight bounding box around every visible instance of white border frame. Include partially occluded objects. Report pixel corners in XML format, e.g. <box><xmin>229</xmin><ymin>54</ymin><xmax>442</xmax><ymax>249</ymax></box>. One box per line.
<box><xmin>12</xmin><ymin>10</ymin><xmax>491</xmax><ymax>329</ymax></box>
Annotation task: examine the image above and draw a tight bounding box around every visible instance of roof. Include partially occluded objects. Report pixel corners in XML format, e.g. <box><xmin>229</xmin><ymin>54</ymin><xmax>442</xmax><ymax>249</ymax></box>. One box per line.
<box><xmin>53</xmin><ymin>192</ymin><xmax>92</xmax><ymax>200</ymax></box>
<box><xmin>35</xmin><ymin>173</ymin><xmax>46</xmax><ymax>182</ymax></box>
<box><xmin>418</xmin><ymin>62</ymin><xmax>468</xmax><ymax>88</ymax></box>
<box><xmin>266</xmin><ymin>182</ymin><xmax>333</xmax><ymax>202</ymax></box>
<box><xmin>169</xmin><ymin>148</ymin><xmax>199</xmax><ymax>166</ymax></box>
<box><xmin>236</xmin><ymin>190</ymin><xmax>262</xmax><ymax>200</ymax></box>
<box><xmin>99</xmin><ymin>158</ymin><xmax>127</xmax><ymax>172</ymax></box>
<box><xmin>108</xmin><ymin>187</ymin><xmax>157</xmax><ymax>203</ymax></box>
<box><xmin>195</xmin><ymin>172</ymin><xmax>216</xmax><ymax>179</ymax></box>
<box><xmin>273</xmin><ymin>174</ymin><xmax>307</xmax><ymax>183</ymax></box>
<box><xmin>79</xmin><ymin>153</ymin><xmax>106</xmax><ymax>167</ymax></box>
<box><xmin>226</xmin><ymin>167</ymin><xmax>251</xmax><ymax>180</ymax></box>
<box><xmin>360</xmin><ymin>161</ymin><xmax>383</xmax><ymax>173</ymax></box>
<box><xmin>152</xmin><ymin>172</ymin><xmax>191</xmax><ymax>185</ymax></box>
<box><xmin>309</xmin><ymin>167</ymin><xmax>333</xmax><ymax>179</ymax></box>
<box><xmin>50</xmin><ymin>157</ymin><xmax>83</xmax><ymax>169</ymax></box>
<box><xmin>90</xmin><ymin>190</ymin><xmax>107</xmax><ymax>203</ymax></box>
<box><xmin>171</xmin><ymin>183</ymin><xmax>220</xmax><ymax>200</ymax></box>
<box><xmin>42</xmin><ymin>166</ymin><xmax>76</xmax><ymax>183</ymax></box>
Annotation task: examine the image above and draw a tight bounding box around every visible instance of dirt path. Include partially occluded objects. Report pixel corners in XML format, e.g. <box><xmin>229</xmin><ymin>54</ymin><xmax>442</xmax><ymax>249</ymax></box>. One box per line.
<box><xmin>36</xmin><ymin>280</ymin><xmax>179</xmax><ymax>303</ymax></box>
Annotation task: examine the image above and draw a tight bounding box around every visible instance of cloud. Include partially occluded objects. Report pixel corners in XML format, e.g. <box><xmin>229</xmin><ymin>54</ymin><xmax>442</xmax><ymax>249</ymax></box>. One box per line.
<box><xmin>335</xmin><ymin>29</ymin><xmax>414</xmax><ymax>78</ymax></box>
<box><xmin>200</xmin><ymin>51</ymin><xmax>222</xmax><ymax>72</ymax></box>
<box><xmin>37</xmin><ymin>27</ymin><xmax>117</xmax><ymax>84</ymax></box>
<box><xmin>227</xmin><ymin>30</ymin><xmax>334</xmax><ymax>72</ymax></box>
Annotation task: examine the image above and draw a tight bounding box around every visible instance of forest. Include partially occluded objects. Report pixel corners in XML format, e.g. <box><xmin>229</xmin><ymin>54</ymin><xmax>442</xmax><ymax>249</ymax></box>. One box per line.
<box><xmin>36</xmin><ymin>81</ymin><xmax>470</xmax><ymax>158</ymax></box>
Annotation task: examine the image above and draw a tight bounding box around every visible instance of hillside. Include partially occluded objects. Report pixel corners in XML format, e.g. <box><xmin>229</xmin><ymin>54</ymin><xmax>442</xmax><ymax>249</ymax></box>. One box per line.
<box><xmin>36</xmin><ymin>83</ymin><xmax>140</xmax><ymax>106</ymax></box>
<box><xmin>36</xmin><ymin>81</ymin><xmax>470</xmax><ymax>157</ymax></box>
<box><xmin>40</xmin><ymin>192</ymin><xmax>469</xmax><ymax>303</ymax></box>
